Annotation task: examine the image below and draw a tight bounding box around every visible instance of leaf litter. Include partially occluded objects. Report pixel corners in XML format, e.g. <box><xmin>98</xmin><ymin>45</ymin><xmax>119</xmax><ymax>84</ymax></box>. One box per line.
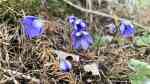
<box><xmin>0</xmin><ymin>17</ymin><xmax>149</xmax><ymax>84</ymax></box>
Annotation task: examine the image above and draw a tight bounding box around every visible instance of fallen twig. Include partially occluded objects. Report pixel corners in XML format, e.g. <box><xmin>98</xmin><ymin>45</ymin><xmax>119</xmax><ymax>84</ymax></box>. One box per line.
<box><xmin>1</xmin><ymin>68</ymin><xmax>40</xmax><ymax>84</ymax></box>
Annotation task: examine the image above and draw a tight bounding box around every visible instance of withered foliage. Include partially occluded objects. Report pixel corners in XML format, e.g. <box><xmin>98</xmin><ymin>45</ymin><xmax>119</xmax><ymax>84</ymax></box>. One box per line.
<box><xmin>0</xmin><ymin>0</ymin><xmax>150</xmax><ymax>84</ymax></box>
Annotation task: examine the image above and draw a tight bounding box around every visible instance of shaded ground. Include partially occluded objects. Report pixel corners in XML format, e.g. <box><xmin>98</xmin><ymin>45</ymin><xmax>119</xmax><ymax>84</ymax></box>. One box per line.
<box><xmin>0</xmin><ymin>0</ymin><xmax>150</xmax><ymax>84</ymax></box>
<box><xmin>0</xmin><ymin>18</ymin><xmax>149</xmax><ymax>84</ymax></box>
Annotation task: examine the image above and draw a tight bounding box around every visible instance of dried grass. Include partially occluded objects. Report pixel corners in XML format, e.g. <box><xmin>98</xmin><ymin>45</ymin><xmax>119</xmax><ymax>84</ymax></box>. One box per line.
<box><xmin>0</xmin><ymin>0</ymin><xmax>149</xmax><ymax>84</ymax></box>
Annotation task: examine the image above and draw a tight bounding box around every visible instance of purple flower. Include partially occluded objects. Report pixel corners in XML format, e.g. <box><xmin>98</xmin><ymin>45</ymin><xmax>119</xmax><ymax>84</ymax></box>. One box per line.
<box><xmin>59</xmin><ymin>60</ymin><xmax>72</xmax><ymax>72</ymax></box>
<box><xmin>73</xmin><ymin>19</ymin><xmax>87</xmax><ymax>32</ymax></box>
<box><xmin>67</xmin><ymin>16</ymin><xmax>93</xmax><ymax>50</ymax></box>
<box><xmin>67</xmin><ymin>16</ymin><xmax>87</xmax><ymax>31</ymax></box>
<box><xmin>71</xmin><ymin>31</ymin><xmax>93</xmax><ymax>50</ymax></box>
<box><xmin>120</xmin><ymin>20</ymin><xmax>136</xmax><ymax>38</ymax></box>
<box><xmin>20</xmin><ymin>16</ymin><xmax>44</xmax><ymax>39</ymax></box>
<box><xmin>67</xmin><ymin>15</ymin><xmax>77</xmax><ymax>25</ymax></box>
<box><xmin>105</xmin><ymin>23</ymin><xmax>116</xmax><ymax>34</ymax></box>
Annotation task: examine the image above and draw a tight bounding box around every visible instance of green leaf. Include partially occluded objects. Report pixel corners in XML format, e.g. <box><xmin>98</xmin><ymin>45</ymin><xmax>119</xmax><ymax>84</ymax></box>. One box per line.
<box><xmin>135</xmin><ymin>33</ymin><xmax>150</xmax><ymax>46</ymax></box>
<box><xmin>92</xmin><ymin>34</ymin><xmax>113</xmax><ymax>48</ymax></box>
<box><xmin>128</xmin><ymin>59</ymin><xmax>150</xmax><ymax>84</ymax></box>
<box><xmin>130</xmin><ymin>75</ymin><xmax>144</xmax><ymax>84</ymax></box>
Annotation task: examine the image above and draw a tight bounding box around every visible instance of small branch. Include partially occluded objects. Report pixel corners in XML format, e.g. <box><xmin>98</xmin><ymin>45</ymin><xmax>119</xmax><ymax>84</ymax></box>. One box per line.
<box><xmin>1</xmin><ymin>68</ymin><xmax>40</xmax><ymax>83</ymax></box>
<box><xmin>63</xmin><ymin>0</ymin><xmax>150</xmax><ymax>32</ymax></box>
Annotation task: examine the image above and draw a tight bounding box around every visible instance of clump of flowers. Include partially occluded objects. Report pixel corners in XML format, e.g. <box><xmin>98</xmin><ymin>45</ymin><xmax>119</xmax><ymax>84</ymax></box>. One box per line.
<box><xmin>67</xmin><ymin>16</ymin><xmax>93</xmax><ymax>50</ymax></box>
<box><xmin>119</xmin><ymin>19</ymin><xmax>136</xmax><ymax>39</ymax></box>
<box><xmin>20</xmin><ymin>16</ymin><xmax>44</xmax><ymax>39</ymax></box>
